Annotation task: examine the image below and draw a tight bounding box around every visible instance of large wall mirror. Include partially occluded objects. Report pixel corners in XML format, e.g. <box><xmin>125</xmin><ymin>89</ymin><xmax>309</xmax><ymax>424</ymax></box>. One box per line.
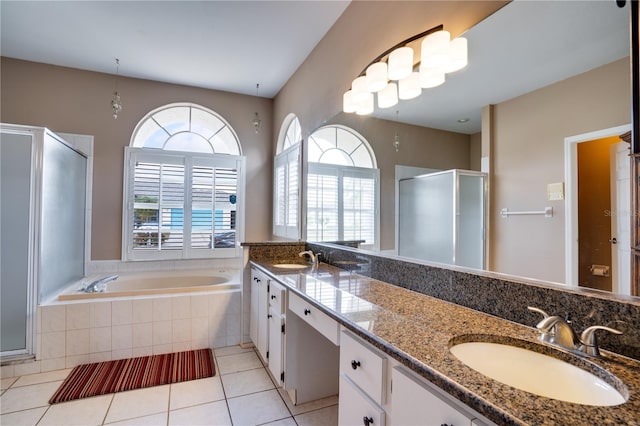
<box><xmin>303</xmin><ymin>1</ymin><xmax>635</xmax><ymax>296</ymax></box>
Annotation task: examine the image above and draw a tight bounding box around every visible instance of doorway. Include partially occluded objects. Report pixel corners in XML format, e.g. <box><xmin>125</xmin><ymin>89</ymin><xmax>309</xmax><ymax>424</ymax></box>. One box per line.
<box><xmin>565</xmin><ymin>124</ymin><xmax>632</xmax><ymax>294</ymax></box>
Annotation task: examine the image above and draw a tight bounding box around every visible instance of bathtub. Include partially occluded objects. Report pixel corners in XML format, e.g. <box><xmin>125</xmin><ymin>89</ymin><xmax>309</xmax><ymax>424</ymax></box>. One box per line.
<box><xmin>58</xmin><ymin>268</ymin><xmax>240</xmax><ymax>301</ymax></box>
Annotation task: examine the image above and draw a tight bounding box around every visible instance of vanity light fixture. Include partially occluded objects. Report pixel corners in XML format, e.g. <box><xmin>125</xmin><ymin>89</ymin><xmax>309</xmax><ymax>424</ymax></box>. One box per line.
<box><xmin>253</xmin><ymin>83</ymin><xmax>262</xmax><ymax>133</ymax></box>
<box><xmin>111</xmin><ymin>58</ymin><xmax>123</xmax><ymax>119</ymax></box>
<box><xmin>343</xmin><ymin>25</ymin><xmax>468</xmax><ymax>114</ymax></box>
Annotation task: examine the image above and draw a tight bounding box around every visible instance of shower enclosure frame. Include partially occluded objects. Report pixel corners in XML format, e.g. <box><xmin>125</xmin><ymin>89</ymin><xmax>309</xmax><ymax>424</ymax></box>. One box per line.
<box><xmin>1</xmin><ymin>124</ymin><xmax>92</xmax><ymax>360</ymax></box>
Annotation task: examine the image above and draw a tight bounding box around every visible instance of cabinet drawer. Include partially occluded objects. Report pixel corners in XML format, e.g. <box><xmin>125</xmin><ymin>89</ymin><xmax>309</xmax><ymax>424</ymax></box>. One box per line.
<box><xmin>340</xmin><ymin>330</ymin><xmax>387</xmax><ymax>405</ymax></box>
<box><xmin>339</xmin><ymin>375</ymin><xmax>385</xmax><ymax>426</ymax></box>
<box><xmin>269</xmin><ymin>280</ymin><xmax>286</xmax><ymax>315</ymax></box>
<box><xmin>289</xmin><ymin>291</ymin><xmax>340</xmax><ymax>345</ymax></box>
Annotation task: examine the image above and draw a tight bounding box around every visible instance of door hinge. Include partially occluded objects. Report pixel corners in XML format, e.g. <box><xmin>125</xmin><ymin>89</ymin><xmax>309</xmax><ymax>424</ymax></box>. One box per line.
<box><xmin>267</xmin><ymin>283</ymin><xmax>270</xmax><ymax>292</ymax></box>
<box><xmin>280</xmin><ymin>371</ymin><xmax>285</xmax><ymax>382</ymax></box>
<box><xmin>266</xmin><ymin>351</ymin><xmax>269</xmax><ymax>359</ymax></box>
<box><xmin>281</xmin><ymin>324</ymin><xmax>285</xmax><ymax>334</ymax></box>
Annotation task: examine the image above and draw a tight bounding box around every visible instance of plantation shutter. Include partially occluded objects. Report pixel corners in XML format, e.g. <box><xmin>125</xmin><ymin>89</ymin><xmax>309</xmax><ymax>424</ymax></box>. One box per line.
<box><xmin>273</xmin><ymin>144</ymin><xmax>300</xmax><ymax>239</ymax></box>
<box><xmin>125</xmin><ymin>148</ymin><xmax>242</xmax><ymax>260</ymax></box>
<box><xmin>131</xmin><ymin>155</ymin><xmax>185</xmax><ymax>252</ymax></box>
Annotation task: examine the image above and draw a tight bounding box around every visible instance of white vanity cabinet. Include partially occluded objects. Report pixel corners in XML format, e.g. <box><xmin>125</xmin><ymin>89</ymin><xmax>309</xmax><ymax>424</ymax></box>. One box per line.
<box><xmin>267</xmin><ymin>280</ymin><xmax>286</xmax><ymax>386</ymax></box>
<box><xmin>339</xmin><ymin>329</ymin><xmax>495</xmax><ymax>426</ymax></box>
<box><xmin>249</xmin><ymin>268</ymin><xmax>269</xmax><ymax>363</ymax></box>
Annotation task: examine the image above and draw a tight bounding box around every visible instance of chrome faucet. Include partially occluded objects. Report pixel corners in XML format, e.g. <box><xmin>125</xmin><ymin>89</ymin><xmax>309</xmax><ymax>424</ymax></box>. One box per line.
<box><xmin>298</xmin><ymin>250</ymin><xmax>320</xmax><ymax>267</ymax></box>
<box><xmin>82</xmin><ymin>275</ymin><xmax>118</xmax><ymax>293</ymax></box>
<box><xmin>527</xmin><ymin>306</ymin><xmax>622</xmax><ymax>358</ymax></box>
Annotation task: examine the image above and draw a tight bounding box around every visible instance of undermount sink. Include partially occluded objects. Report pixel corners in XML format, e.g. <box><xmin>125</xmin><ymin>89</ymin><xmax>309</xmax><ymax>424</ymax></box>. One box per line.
<box><xmin>272</xmin><ymin>263</ymin><xmax>309</xmax><ymax>270</ymax></box>
<box><xmin>450</xmin><ymin>341</ymin><xmax>627</xmax><ymax>406</ymax></box>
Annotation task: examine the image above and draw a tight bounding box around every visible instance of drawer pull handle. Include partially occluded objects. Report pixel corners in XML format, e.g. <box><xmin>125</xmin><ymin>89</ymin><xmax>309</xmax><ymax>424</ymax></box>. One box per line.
<box><xmin>363</xmin><ymin>416</ymin><xmax>374</xmax><ymax>426</ymax></box>
<box><xmin>267</xmin><ymin>314</ymin><xmax>273</xmax><ymax>319</ymax></box>
<box><xmin>304</xmin><ymin>309</ymin><xmax>311</xmax><ymax>315</ymax></box>
<box><xmin>351</xmin><ymin>360</ymin><xmax>361</xmax><ymax>370</ymax></box>
<box><xmin>271</xmin><ymin>295</ymin><xmax>276</xmax><ymax>300</ymax></box>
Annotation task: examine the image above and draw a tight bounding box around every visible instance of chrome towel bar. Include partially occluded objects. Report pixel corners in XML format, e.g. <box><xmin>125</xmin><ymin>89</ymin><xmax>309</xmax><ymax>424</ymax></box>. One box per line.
<box><xmin>500</xmin><ymin>207</ymin><xmax>553</xmax><ymax>218</ymax></box>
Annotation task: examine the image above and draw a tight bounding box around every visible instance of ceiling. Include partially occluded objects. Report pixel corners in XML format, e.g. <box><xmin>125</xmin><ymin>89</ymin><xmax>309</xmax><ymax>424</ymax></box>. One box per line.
<box><xmin>0</xmin><ymin>0</ymin><xmax>350</xmax><ymax>98</ymax></box>
<box><xmin>371</xmin><ymin>0</ymin><xmax>631</xmax><ymax>134</ymax></box>
<box><xmin>0</xmin><ymin>1</ymin><xmax>630</xmax><ymax>133</ymax></box>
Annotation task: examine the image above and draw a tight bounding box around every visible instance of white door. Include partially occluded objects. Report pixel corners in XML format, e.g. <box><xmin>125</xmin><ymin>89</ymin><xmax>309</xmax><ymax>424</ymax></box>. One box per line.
<box><xmin>610</xmin><ymin>142</ymin><xmax>631</xmax><ymax>295</ymax></box>
<box><xmin>267</xmin><ymin>307</ymin><xmax>284</xmax><ymax>386</ymax></box>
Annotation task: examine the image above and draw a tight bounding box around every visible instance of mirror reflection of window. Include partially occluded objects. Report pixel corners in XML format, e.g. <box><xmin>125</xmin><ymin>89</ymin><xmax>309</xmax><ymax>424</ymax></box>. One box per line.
<box><xmin>307</xmin><ymin>125</ymin><xmax>380</xmax><ymax>250</ymax></box>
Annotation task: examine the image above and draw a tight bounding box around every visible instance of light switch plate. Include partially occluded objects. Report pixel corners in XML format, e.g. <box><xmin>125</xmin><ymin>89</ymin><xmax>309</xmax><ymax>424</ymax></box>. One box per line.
<box><xmin>548</xmin><ymin>182</ymin><xmax>564</xmax><ymax>201</ymax></box>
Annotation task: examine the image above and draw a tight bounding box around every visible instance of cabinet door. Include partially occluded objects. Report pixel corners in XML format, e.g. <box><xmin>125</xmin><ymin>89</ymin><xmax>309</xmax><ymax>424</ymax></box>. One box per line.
<box><xmin>391</xmin><ymin>366</ymin><xmax>474</xmax><ymax>426</ymax></box>
<box><xmin>339</xmin><ymin>375</ymin><xmax>385</xmax><ymax>426</ymax></box>
<box><xmin>268</xmin><ymin>307</ymin><xmax>284</xmax><ymax>386</ymax></box>
<box><xmin>257</xmin><ymin>275</ymin><xmax>269</xmax><ymax>362</ymax></box>
<box><xmin>250</xmin><ymin>269</ymin><xmax>269</xmax><ymax>362</ymax></box>
<box><xmin>249</xmin><ymin>269</ymin><xmax>260</xmax><ymax>346</ymax></box>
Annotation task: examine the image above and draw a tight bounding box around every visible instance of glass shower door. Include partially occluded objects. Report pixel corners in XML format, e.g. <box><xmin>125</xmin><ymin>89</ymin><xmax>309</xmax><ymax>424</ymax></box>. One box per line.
<box><xmin>1</xmin><ymin>131</ymin><xmax>34</xmax><ymax>356</ymax></box>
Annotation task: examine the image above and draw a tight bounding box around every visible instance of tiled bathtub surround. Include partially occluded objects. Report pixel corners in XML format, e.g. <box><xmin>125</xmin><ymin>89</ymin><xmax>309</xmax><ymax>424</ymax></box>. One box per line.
<box><xmin>2</xmin><ymin>290</ymin><xmax>240</xmax><ymax>379</ymax></box>
<box><xmin>304</xmin><ymin>242</ymin><xmax>640</xmax><ymax>360</ymax></box>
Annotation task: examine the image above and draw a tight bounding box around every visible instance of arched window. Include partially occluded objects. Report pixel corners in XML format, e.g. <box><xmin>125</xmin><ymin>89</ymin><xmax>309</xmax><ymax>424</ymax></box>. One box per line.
<box><xmin>123</xmin><ymin>103</ymin><xmax>244</xmax><ymax>261</ymax></box>
<box><xmin>273</xmin><ymin>114</ymin><xmax>302</xmax><ymax>239</ymax></box>
<box><xmin>306</xmin><ymin>125</ymin><xmax>379</xmax><ymax>249</ymax></box>
<box><xmin>131</xmin><ymin>103</ymin><xmax>241</xmax><ymax>155</ymax></box>
<box><xmin>279</xmin><ymin>114</ymin><xmax>302</xmax><ymax>153</ymax></box>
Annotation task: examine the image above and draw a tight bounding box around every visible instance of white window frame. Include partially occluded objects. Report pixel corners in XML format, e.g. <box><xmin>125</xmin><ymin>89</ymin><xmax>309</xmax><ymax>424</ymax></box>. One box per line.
<box><xmin>122</xmin><ymin>147</ymin><xmax>245</xmax><ymax>261</ymax></box>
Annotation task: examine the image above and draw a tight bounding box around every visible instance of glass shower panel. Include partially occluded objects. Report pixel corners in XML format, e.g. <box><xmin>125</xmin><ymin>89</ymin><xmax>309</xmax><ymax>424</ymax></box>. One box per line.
<box><xmin>39</xmin><ymin>133</ymin><xmax>86</xmax><ymax>302</ymax></box>
<box><xmin>398</xmin><ymin>172</ymin><xmax>454</xmax><ymax>264</ymax></box>
<box><xmin>458</xmin><ymin>174</ymin><xmax>485</xmax><ymax>269</ymax></box>
<box><xmin>0</xmin><ymin>133</ymin><xmax>33</xmax><ymax>354</ymax></box>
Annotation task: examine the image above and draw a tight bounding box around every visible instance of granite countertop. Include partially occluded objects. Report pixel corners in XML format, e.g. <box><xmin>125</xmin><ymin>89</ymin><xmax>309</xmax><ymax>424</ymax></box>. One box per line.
<box><xmin>251</xmin><ymin>260</ymin><xmax>640</xmax><ymax>426</ymax></box>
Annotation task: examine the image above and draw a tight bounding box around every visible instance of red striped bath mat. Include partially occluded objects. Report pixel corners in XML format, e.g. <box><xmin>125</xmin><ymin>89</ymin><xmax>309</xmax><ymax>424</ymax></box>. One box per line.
<box><xmin>49</xmin><ymin>348</ymin><xmax>215</xmax><ymax>404</ymax></box>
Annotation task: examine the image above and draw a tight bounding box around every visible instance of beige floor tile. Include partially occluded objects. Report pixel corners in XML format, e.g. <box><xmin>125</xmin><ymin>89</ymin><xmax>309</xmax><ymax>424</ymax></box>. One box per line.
<box><xmin>214</xmin><ymin>345</ymin><xmax>255</xmax><ymax>357</ymax></box>
<box><xmin>295</xmin><ymin>405</ymin><xmax>339</xmax><ymax>426</ymax></box>
<box><xmin>278</xmin><ymin>388</ymin><xmax>339</xmax><ymax>416</ymax></box>
<box><xmin>0</xmin><ymin>381</ymin><xmax>62</xmax><ymax>414</ymax></box>
<box><xmin>12</xmin><ymin>369</ymin><xmax>72</xmax><ymax>388</ymax></box>
<box><xmin>0</xmin><ymin>406</ymin><xmax>47</xmax><ymax>426</ymax></box>
<box><xmin>216</xmin><ymin>351</ymin><xmax>263</xmax><ymax>375</ymax></box>
<box><xmin>105</xmin><ymin>412</ymin><xmax>168</xmax><ymax>425</ymax></box>
<box><xmin>169</xmin><ymin>400</ymin><xmax>231</xmax><ymax>426</ymax></box>
<box><xmin>260</xmin><ymin>417</ymin><xmax>297</xmax><ymax>426</ymax></box>
<box><xmin>221</xmin><ymin>367</ymin><xmax>275</xmax><ymax>398</ymax></box>
<box><xmin>1</xmin><ymin>377</ymin><xmax>17</xmax><ymax>391</ymax></box>
<box><xmin>169</xmin><ymin>376</ymin><xmax>225</xmax><ymax>410</ymax></box>
<box><xmin>38</xmin><ymin>394</ymin><xmax>112</xmax><ymax>426</ymax></box>
<box><xmin>227</xmin><ymin>389</ymin><xmax>290</xmax><ymax>425</ymax></box>
<box><xmin>104</xmin><ymin>385</ymin><xmax>170</xmax><ymax>424</ymax></box>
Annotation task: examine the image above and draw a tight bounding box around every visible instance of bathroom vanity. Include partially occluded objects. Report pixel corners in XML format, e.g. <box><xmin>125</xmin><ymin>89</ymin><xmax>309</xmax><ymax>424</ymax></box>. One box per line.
<box><xmin>243</xmin><ymin>242</ymin><xmax>640</xmax><ymax>426</ymax></box>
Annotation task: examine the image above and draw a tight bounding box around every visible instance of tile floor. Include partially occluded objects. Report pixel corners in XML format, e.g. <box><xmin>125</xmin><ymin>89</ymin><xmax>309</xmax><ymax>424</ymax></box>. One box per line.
<box><xmin>0</xmin><ymin>346</ymin><xmax>338</xmax><ymax>426</ymax></box>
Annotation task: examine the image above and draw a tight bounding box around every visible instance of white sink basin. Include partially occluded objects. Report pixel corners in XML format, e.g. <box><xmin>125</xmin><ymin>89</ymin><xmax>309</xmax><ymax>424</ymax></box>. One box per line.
<box><xmin>450</xmin><ymin>341</ymin><xmax>626</xmax><ymax>406</ymax></box>
<box><xmin>272</xmin><ymin>263</ymin><xmax>308</xmax><ymax>270</ymax></box>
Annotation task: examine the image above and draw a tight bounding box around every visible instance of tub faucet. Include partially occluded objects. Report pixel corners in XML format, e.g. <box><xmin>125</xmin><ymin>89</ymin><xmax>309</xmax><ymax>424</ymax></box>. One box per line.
<box><xmin>298</xmin><ymin>250</ymin><xmax>320</xmax><ymax>267</ymax></box>
<box><xmin>82</xmin><ymin>275</ymin><xmax>118</xmax><ymax>293</ymax></box>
